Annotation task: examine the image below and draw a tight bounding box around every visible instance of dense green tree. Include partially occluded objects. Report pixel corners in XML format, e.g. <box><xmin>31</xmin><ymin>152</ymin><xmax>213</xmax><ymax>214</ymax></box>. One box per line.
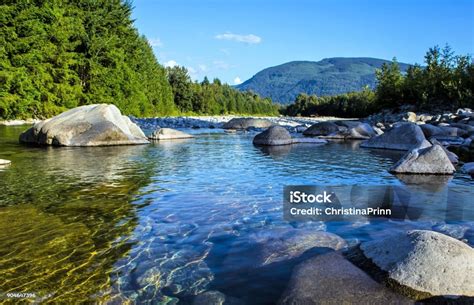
<box><xmin>0</xmin><ymin>0</ymin><xmax>175</xmax><ymax>119</ymax></box>
<box><xmin>166</xmin><ymin>66</ymin><xmax>193</xmax><ymax>113</ymax></box>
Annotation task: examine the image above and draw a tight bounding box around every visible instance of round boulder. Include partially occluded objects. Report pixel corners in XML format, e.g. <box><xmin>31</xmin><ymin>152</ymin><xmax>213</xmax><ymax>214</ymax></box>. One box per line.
<box><xmin>389</xmin><ymin>144</ymin><xmax>456</xmax><ymax>175</ymax></box>
<box><xmin>361</xmin><ymin>123</ymin><xmax>431</xmax><ymax>151</ymax></box>
<box><xmin>279</xmin><ymin>252</ymin><xmax>414</xmax><ymax>305</ymax></box>
<box><xmin>360</xmin><ymin>230</ymin><xmax>474</xmax><ymax>298</ymax></box>
<box><xmin>303</xmin><ymin>121</ymin><xmax>340</xmax><ymax>136</ymax></box>
<box><xmin>19</xmin><ymin>104</ymin><xmax>148</xmax><ymax>146</ymax></box>
<box><xmin>223</xmin><ymin>118</ymin><xmax>273</xmax><ymax>130</ymax></box>
<box><xmin>253</xmin><ymin>126</ymin><xmax>292</xmax><ymax>146</ymax></box>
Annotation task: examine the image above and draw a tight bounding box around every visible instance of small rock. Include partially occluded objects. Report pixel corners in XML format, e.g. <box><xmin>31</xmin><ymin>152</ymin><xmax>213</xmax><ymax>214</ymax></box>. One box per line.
<box><xmin>253</xmin><ymin>126</ymin><xmax>292</xmax><ymax>146</ymax></box>
<box><xmin>389</xmin><ymin>144</ymin><xmax>456</xmax><ymax>175</ymax></box>
<box><xmin>403</xmin><ymin>112</ymin><xmax>417</xmax><ymax>123</ymax></box>
<box><xmin>148</xmin><ymin>128</ymin><xmax>194</xmax><ymax>140</ymax></box>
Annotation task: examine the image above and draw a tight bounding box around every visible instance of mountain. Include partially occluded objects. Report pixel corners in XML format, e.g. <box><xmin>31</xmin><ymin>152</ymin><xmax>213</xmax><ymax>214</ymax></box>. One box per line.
<box><xmin>236</xmin><ymin>57</ymin><xmax>411</xmax><ymax>104</ymax></box>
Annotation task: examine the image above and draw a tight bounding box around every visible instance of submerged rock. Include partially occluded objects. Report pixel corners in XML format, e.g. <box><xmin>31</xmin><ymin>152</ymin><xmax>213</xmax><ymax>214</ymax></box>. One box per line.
<box><xmin>148</xmin><ymin>128</ymin><xmax>194</xmax><ymax>140</ymax></box>
<box><xmin>193</xmin><ymin>291</ymin><xmax>243</xmax><ymax>305</ymax></box>
<box><xmin>389</xmin><ymin>144</ymin><xmax>455</xmax><ymax>175</ymax></box>
<box><xmin>0</xmin><ymin>159</ymin><xmax>11</xmax><ymax>166</ymax></box>
<box><xmin>254</xmin><ymin>229</ymin><xmax>347</xmax><ymax>267</ymax></box>
<box><xmin>19</xmin><ymin>104</ymin><xmax>148</xmax><ymax>146</ymax></box>
<box><xmin>462</xmin><ymin>162</ymin><xmax>474</xmax><ymax>177</ymax></box>
<box><xmin>253</xmin><ymin>126</ymin><xmax>292</xmax><ymax>146</ymax></box>
<box><xmin>223</xmin><ymin>118</ymin><xmax>273</xmax><ymax>130</ymax></box>
<box><xmin>359</xmin><ymin>230</ymin><xmax>474</xmax><ymax>299</ymax></box>
<box><xmin>302</xmin><ymin>121</ymin><xmax>340</xmax><ymax>136</ymax></box>
<box><xmin>279</xmin><ymin>252</ymin><xmax>413</xmax><ymax>305</ymax></box>
<box><xmin>360</xmin><ymin>123</ymin><xmax>431</xmax><ymax>151</ymax></box>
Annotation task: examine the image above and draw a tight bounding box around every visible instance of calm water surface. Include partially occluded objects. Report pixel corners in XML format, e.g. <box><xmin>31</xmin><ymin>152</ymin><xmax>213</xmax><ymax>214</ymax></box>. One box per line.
<box><xmin>0</xmin><ymin>125</ymin><xmax>473</xmax><ymax>304</ymax></box>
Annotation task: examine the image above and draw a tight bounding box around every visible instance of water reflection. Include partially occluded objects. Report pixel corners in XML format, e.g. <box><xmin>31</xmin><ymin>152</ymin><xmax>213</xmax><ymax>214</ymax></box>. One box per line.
<box><xmin>0</xmin><ymin>127</ymin><xmax>153</xmax><ymax>303</ymax></box>
<box><xmin>0</xmin><ymin>126</ymin><xmax>473</xmax><ymax>304</ymax></box>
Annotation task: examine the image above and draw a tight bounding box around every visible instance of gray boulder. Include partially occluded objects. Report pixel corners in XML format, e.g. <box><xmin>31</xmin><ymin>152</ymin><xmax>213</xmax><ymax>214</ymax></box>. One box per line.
<box><xmin>360</xmin><ymin>123</ymin><xmax>431</xmax><ymax>151</ymax></box>
<box><xmin>279</xmin><ymin>252</ymin><xmax>414</xmax><ymax>305</ymax></box>
<box><xmin>0</xmin><ymin>159</ymin><xmax>11</xmax><ymax>166</ymax></box>
<box><xmin>303</xmin><ymin>121</ymin><xmax>340</xmax><ymax>136</ymax></box>
<box><xmin>429</xmin><ymin>139</ymin><xmax>459</xmax><ymax>164</ymax></box>
<box><xmin>148</xmin><ymin>128</ymin><xmax>193</xmax><ymax>140</ymax></box>
<box><xmin>223</xmin><ymin>118</ymin><xmax>273</xmax><ymax>130</ymax></box>
<box><xmin>348</xmin><ymin>122</ymin><xmax>377</xmax><ymax>139</ymax></box>
<box><xmin>253</xmin><ymin>126</ymin><xmax>292</xmax><ymax>146</ymax></box>
<box><xmin>360</xmin><ymin>230</ymin><xmax>474</xmax><ymax>298</ymax></box>
<box><xmin>430</xmin><ymin>135</ymin><xmax>465</xmax><ymax>146</ymax></box>
<box><xmin>439</xmin><ymin>126</ymin><xmax>468</xmax><ymax>137</ymax></box>
<box><xmin>389</xmin><ymin>144</ymin><xmax>456</xmax><ymax>175</ymax></box>
<box><xmin>420</xmin><ymin>124</ymin><xmax>447</xmax><ymax>138</ymax></box>
<box><xmin>462</xmin><ymin>162</ymin><xmax>474</xmax><ymax>177</ymax></box>
<box><xmin>19</xmin><ymin>104</ymin><xmax>148</xmax><ymax>146</ymax></box>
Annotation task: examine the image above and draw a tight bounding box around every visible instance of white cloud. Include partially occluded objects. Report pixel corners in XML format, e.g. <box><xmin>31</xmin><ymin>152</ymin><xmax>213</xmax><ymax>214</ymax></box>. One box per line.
<box><xmin>215</xmin><ymin>32</ymin><xmax>262</xmax><ymax>44</ymax></box>
<box><xmin>198</xmin><ymin>64</ymin><xmax>208</xmax><ymax>72</ymax></box>
<box><xmin>233</xmin><ymin>77</ymin><xmax>243</xmax><ymax>85</ymax></box>
<box><xmin>164</xmin><ymin>60</ymin><xmax>178</xmax><ymax>68</ymax></box>
<box><xmin>148</xmin><ymin>38</ymin><xmax>163</xmax><ymax>47</ymax></box>
<box><xmin>213</xmin><ymin>60</ymin><xmax>231</xmax><ymax>70</ymax></box>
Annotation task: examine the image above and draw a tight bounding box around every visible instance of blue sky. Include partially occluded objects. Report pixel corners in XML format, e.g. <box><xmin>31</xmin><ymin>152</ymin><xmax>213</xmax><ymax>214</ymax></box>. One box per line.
<box><xmin>132</xmin><ymin>0</ymin><xmax>474</xmax><ymax>85</ymax></box>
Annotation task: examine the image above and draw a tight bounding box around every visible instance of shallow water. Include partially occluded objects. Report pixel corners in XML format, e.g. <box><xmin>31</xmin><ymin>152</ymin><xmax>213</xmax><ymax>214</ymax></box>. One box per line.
<box><xmin>0</xmin><ymin>125</ymin><xmax>473</xmax><ymax>304</ymax></box>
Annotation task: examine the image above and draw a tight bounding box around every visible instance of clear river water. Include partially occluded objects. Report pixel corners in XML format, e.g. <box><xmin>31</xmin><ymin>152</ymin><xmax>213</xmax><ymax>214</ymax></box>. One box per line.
<box><xmin>0</xmin><ymin>125</ymin><xmax>473</xmax><ymax>304</ymax></box>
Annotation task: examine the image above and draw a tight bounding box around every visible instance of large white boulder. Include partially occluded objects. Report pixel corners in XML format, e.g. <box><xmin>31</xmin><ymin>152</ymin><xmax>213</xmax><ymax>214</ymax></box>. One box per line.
<box><xmin>19</xmin><ymin>104</ymin><xmax>148</xmax><ymax>146</ymax></box>
<box><xmin>360</xmin><ymin>230</ymin><xmax>474</xmax><ymax>298</ymax></box>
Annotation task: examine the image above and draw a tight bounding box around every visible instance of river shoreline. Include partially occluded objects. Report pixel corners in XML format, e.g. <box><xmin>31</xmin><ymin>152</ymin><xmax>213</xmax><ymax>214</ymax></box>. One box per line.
<box><xmin>0</xmin><ymin>115</ymin><xmax>357</xmax><ymax>127</ymax></box>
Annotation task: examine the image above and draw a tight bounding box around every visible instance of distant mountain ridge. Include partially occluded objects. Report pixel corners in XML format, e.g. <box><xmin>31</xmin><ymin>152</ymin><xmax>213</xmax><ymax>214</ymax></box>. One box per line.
<box><xmin>236</xmin><ymin>57</ymin><xmax>411</xmax><ymax>104</ymax></box>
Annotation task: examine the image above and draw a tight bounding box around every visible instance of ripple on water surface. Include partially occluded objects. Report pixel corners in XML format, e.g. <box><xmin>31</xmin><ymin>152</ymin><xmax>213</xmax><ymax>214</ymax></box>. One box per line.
<box><xmin>0</xmin><ymin>126</ymin><xmax>473</xmax><ymax>304</ymax></box>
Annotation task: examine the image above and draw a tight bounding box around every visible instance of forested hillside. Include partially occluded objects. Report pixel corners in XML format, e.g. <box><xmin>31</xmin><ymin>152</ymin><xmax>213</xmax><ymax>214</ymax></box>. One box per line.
<box><xmin>282</xmin><ymin>46</ymin><xmax>474</xmax><ymax>118</ymax></box>
<box><xmin>236</xmin><ymin>58</ymin><xmax>411</xmax><ymax>103</ymax></box>
<box><xmin>0</xmin><ymin>0</ymin><xmax>277</xmax><ymax>119</ymax></box>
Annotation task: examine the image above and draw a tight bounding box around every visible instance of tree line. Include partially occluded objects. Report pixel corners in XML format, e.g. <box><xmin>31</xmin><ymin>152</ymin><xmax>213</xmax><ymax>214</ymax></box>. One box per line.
<box><xmin>166</xmin><ymin>66</ymin><xmax>278</xmax><ymax>116</ymax></box>
<box><xmin>282</xmin><ymin>45</ymin><xmax>474</xmax><ymax>118</ymax></box>
<box><xmin>0</xmin><ymin>0</ymin><xmax>278</xmax><ymax>120</ymax></box>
